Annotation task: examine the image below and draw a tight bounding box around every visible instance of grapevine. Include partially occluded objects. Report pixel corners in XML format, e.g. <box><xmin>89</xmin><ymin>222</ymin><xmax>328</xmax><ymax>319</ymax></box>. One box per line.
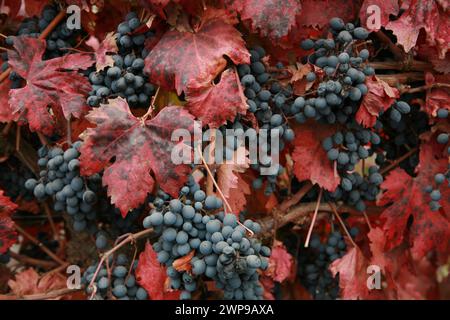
<box><xmin>0</xmin><ymin>0</ymin><xmax>448</xmax><ymax>302</ymax></box>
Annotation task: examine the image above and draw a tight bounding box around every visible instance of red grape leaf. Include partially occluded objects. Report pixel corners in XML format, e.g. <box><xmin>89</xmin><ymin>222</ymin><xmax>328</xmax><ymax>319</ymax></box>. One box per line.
<box><xmin>8</xmin><ymin>268</ymin><xmax>67</xmax><ymax>298</ymax></box>
<box><xmin>417</xmin><ymin>43</ymin><xmax>450</xmax><ymax>74</ymax></box>
<box><xmin>0</xmin><ymin>190</ymin><xmax>17</xmax><ymax>254</ymax></box>
<box><xmin>359</xmin><ymin>0</ymin><xmax>400</xmax><ymax>31</ymax></box>
<box><xmin>85</xmin><ymin>32</ymin><xmax>119</xmax><ymax>72</ymax></box>
<box><xmin>0</xmin><ymin>80</ymin><xmax>17</xmax><ymax>124</ymax></box>
<box><xmin>227</xmin><ymin>0</ymin><xmax>301</xmax><ymax>39</ymax></box>
<box><xmin>259</xmin><ymin>275</ymin><xmax>275</xmax><ymax>300</ymax></box>
<box><xmin>216</xmin><ymin>146</ymin><xmax>251</xmax><ymax>215</ymax></box>
<box><xmin>1</xmin><ymin>0</ymin><xmax>47</xmax><ymax>19</ymax></box>
<box><xmin>356</xmin><ymin>76</ymin><xmax>399</xmax><ymax>128</ymax></box>
<box><xmin>378</xmin><ymin>142</ymin><xmax>450</xmax><ymax>259</ymax></box>
<box><xmin>265</xmin><ymin>241</ymin><xmax>295</xmax><ymax>283</ymax></box>
<box><xmin>7</xmin><ymin>37</ymin><xmax>93</xmax><ymax>135</ymax></box>
<box><xmin>330</xmin><ymin>247</ymin><xmax>386</xmax><ymax>300</ymax></box>
<box><xmin>79</xmin><ymin>98</ymin><xmax>194</xmax><ymax>216</ymax></box>
<box><xmin>296</xmin><ymin>0</ymin><xmax>360</xmax><ymax>28</ymax></box>
<box><xmin>136</xmin><ymin>242</ymin><xmax>181</xmax><ymax>300</ymax></box>
<box><xmin>386</xmin><ymin>0</ymin><xmax>449</xmax><ymax>57</ymax></box>
<box><xmin>424</xmin><ymin>72</ymin><xmax>450</xmax><ymax>117</ymax></box>
<box><xmin>185</xmin><ymin>68</ymin><xmax>248</xmax><ymax>129</ymax></box>
<box><xmin>292</xmin><ymin>123</ymin><xmax>340</xmax><ymax>191</ymax></box>
<box><xmin>368</xmin><ymin>227</ymin><xmax>434</xmax><ymax>299</ymax></box>
<box><xmin>144</xmin><ymin>15</ymin><xmax>249</xmax><ymax>94</ymax></box>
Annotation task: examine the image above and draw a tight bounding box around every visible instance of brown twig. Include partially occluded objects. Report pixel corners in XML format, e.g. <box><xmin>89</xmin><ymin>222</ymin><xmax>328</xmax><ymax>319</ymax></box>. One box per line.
<box><xmin>400</xmin><ymin>83</ymin><xmax>450</xmax><ymax>94</ymax></box>
<box><xmin>42</xmin><ymin>202</ymin><xmax>58</xmax><ymax>240</ymax></box>
<box><xmin>8</xmin><ymin>251</ymin><xmax>58</xmax><ymax>269</ymax></box>
<box><xmin>141</xmin><ymin>87</ymin><xmax>160</xmax><ymax>120</ymax></box>
<box><xmin>377</xmin><ymin>73</ymin><xmax>424</xmax><ymax>86</ymax></box>
<box><xmin>14</xmin><ymin>224</ymin><xmax>66</xmax><ymax>266</ymax></box>
<box><xmin>276</xmin><ymin>182</ymin><xmax>313</xmax><ymax>212</ymax></box>
<box><xmin>369</xmin><ymin>60</ymin><xmax>432</xmax><ymax>72</ymax></box>
<box><xmin>15</xmin><ymin>125</ymin><xmax>20</xmax><ymax>151</ymax></box>
<box><xmin>380</xmin><ymin>147</ymin><xmax>418</xmax><ymax>175</ymax></box>
<box><xmin>304</xmin><ymin>188</ymin><xmax>323</xmax><ymax>248</ymax></box>
<box><xmin>328</xmin><ymin>202</ymin><xmax>359</xmax><ymax>249</ymax></box>
<box><xmin>374</xmin><ymin>31</ymin><xmax>405</xmax><ymax>61</ymax></box>
<box><xmin>362</xmin><ymin>211</ymin><xmax>373</xmax><ymax>230</ymax></box>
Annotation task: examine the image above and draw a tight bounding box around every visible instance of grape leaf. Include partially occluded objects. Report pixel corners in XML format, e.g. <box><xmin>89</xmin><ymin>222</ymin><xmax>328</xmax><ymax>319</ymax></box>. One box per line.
<box><xmin>330</xmin><ymin>247</ymin><xmax>386</xmax><ymax>300</ymax></box>
<box><xmin>216</xmin><ymin>146</ymin><xmax>251</xmax><ymax>215</ymax></box>
<box><xmin>265</xmin><ymin>241</ymin><xmax>294</xmax><ymax>283</ymax></box>
<box><xmin>359</xmin><ymin>0</ymin><xmax>399</xmax><ymax>31</ymax></box>
<box><xmin>8</xmin><ymin>268</ymin><xmax>67</xmax><ymax>298</ymax></box>
<box><xmin>226</xmin><ymin>0</ymin><xmax>301</xmax><ymax>39</ymax></box>
<box><xmin>378</xmin><ymin>142</ymin><xmax>450</xmax><ymax>259</ymax></box>
<box><xmin>79</xmin><ymin>98</ymin><xmax>194</xmax><ymax>216</ymax></box>
<box><xmin>296</xmin><ymin>0</ymin><xmax>360</xmax><ymax>29</ymax></box>
<box><xmin>136</xmin><ymin>242</ymin><xmax>181</xmax><ymax>300</ymax></box>
<box><xmin>144</xmin><ymin>15</ymin><xmax>249</xmax><ymax>94</ymax></box>
<box><xmin>292</xmin><ymin>123</ymin><xmax>340</xmax><ymax>191</ymax></box>
<box><xmin>424</xmin><ymin>72</ymin><xmax>450</xmax><ymax>116</ymax></box>
<box><xmin>0</xmin><ymin>0</ymin><xmax>47</xmax><ymax>19</ymax></box>
<box><xmin>85</xmin><ymin>32</ymin><xmax>118</xmax><ymax>72</ymax></box>
<box><xmin>0</xmin><ymin>190</ymin><xmax>18</xmax><ymax>254</ymax></box>
<box><xmin>368</xmin><ymin>227</ymin><xmax>434</xmax><ymax>299</ymax></box>
<box><xmin>356</xmin><ymin>76</ymin><xmax>399</xmax><ymax>128</ymax></box>
<box><xmin>0</xmin><ymin>80</ymin><xmax>17</xmax><ymax>123</ymax></box>
<box><xmin>6</xmin><ymin>37</ymin><xmax>93</xmax><ymax>135</ymax></box>
<box><xmin>386</xmin><ymin>0</ymin><xmax>449</xmax><ymax>57</ymax></box>
<box><xmin>185</xmin><ymin>68</ymin><xmax>248</xmax><ymax>129</ymax></box>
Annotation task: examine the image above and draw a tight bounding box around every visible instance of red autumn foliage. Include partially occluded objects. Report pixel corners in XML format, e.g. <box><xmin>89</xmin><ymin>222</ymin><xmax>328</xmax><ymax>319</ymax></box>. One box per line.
<box><xmin>2</xmin><ymin>37</ymin><xmax>93</xmax><ymax>135</ymax></box>
<box><xmin>136</xmin><ymin>242</ymin><xmax>181</xmax><ymax>300</ymax></box>
<box><xmin>79</xmin><ymin>98</ymin><xmax>194</xmax><ymax>216</ymax></box>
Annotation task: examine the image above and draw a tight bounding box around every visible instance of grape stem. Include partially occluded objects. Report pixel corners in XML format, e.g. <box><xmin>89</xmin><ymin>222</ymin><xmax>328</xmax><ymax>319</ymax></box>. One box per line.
<box><xmin>141</xmin><ymin>87</ymin><xmax>160</xmax><ymax>121</ymax></box>
<box><xmin>195</xmin><ymin>143</ymin><xmax>254</xmax><ymax>236</ymax></box>
<box><xmin>42</xmin><ymin>202</ymin><xmax>59</xmax><ymax>240</ymax></box>
<box><xmin>304</xmin><ymin>188</ymin><xmax>323</xmax><ymax>248</ymax></box>
<box><xmin>87</xmin><ymin>228</ymin><xmax>154</xmax><ymax>299</ymax></box>
<box><xmin>276</xmin><ymin>181</ymin><xmax>313</xmax><ymax>212</ymax></box>
<box><xmin>328</xmin><ymin>202</ymin><xmax>359</xmax><ymax>249</ymax></box>
<box><xmin>8</xmin><ymin>251</ymin><xmax>58</xmax><ymax>269</ymax></box>
<box><xmin>379</xmin><ymin>147</ymin><xmax>418</xmax><ymax>175</ymax></box>
<box><xmin>14</xmin><ymin>224</ymin><xmax>67</xmax><ymax>266</ymax></box>
<box><xmin>400</xmin><ymin>83</ymin><xmax>450</xmax><ymax>94</ymax></box>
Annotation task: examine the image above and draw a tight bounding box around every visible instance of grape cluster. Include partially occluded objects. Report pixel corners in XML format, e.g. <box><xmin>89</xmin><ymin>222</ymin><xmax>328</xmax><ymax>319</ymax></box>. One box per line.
<box><xmin>142</xmin><ymin>178</ymin><xmax>270</xmax><ymax>300</ymax></box>
<box><xmin>376</xmin><ymin>103</ymin><xmax>428</xmax><ymax>175</ymax></box>
<box><xmin>298</xmin><ymin>18</ymin><xmax>373</xmax><ymax>125</ymax></box>
<box><xmin>298</xmin><ymin>230</ymin><xmax>355</xmax><ymax>299</ymax></box>
<box><xmin>2</xmin><ymin>5</ymin><xmax>82</xmax><ymax>88</ymax></box>
<box><xmin>424</xmin><ymin>108</ymin><xmax>449</xmax><ymax>211</ymax></box>
<box><xmin>0</xmin><ymin>160</ymin><xmax>34</xmax><ymax>202</ymax></box>
<box><xmin>325</xmin><ymin>167</ymin><xmax>383</xmax><ymax>212</ymax></box>
<box><xmin>321</xmin><ymin>128</ymin><xmax>380</xmax><ymax>172</ymax></box>
<box><xmin>82</xmin><ymin>253</ymin><xmax>148</xmax><ymax>300</ymax></box>
<box><xmin>24</xmin><ymin>142</ymin><xmax>100</xmax><ymax>233</ymax></box>
<box><xmin>87</xmin><ymin>12</ymin><xmax>156</xmax><ymax>109</ymax></box>
<box><xmin>237</xmin><ymin>47</ymin><xmax>292</xmax><ymax>194</ymax></box>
